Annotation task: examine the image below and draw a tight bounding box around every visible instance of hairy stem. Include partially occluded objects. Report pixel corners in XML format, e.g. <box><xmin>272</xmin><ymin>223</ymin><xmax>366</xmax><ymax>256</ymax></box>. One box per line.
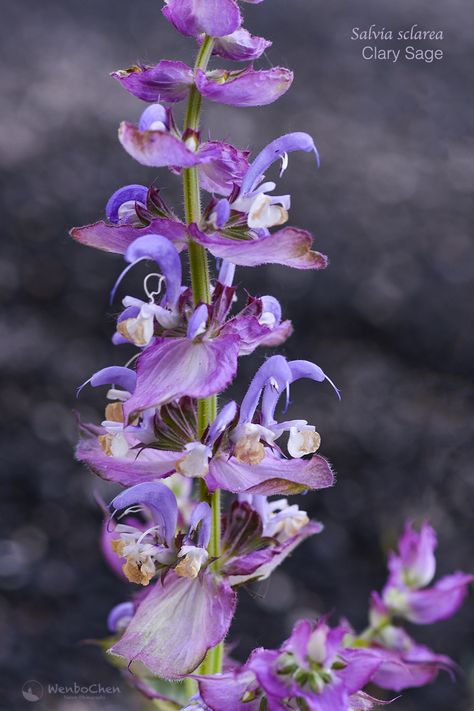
<box><xmin>182</xmin><ymin>35</ymin><xmax>223</xmax><ymax>676</ymax></box>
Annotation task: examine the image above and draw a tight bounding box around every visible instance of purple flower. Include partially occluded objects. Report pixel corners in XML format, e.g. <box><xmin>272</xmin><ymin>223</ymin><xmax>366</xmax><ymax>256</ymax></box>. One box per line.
<box><xmin>163</xmin><ymin>0</ymin><xmax>242</xmax><ymax>38</ymax></box>
<box><xmin>195</xmin><ymin>66</ymin><xmax>293</xmax><ymax>107</ymax></box>
<box><xmin>70</xmin><ymin>182</ymin><xmax>188</xmax><ymax>255</ymax></box>
<box><xmin>198</xmin><ymin>619</ymin><xmax>382</xmax><ymax>711</ymax></box>
<box><xmin>210</xmin><ymin>28</ymin><xmax>272</xmax><ymax>62</ymax></box>
<box><xmin>380</xmin><ymin>522</ymin><xmax>473</xmax><ymax>624</ymax></box>
<box><xmin>112</xmin><ymin>60</ymin><xmax>194</xmax><ymax>102</ymax></box>
<box><xmin>105</xmin><ymin>482</ymin><xmax>235</xmax><ymax>677</ymax></box>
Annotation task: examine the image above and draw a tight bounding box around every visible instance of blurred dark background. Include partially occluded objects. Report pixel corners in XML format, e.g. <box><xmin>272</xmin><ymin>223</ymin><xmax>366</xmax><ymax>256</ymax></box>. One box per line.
<box><xmin>1</xmin><ymin>0</ymin><xmax>473</xmax><ymax>708</ymax></box>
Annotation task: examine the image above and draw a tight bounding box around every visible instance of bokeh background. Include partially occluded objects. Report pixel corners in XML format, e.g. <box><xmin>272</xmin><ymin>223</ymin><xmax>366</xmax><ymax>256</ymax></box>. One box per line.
<box><xmin>1</xmin><ymin>0</ymin><xmax>473</xmax><ymax>708</ymax></box>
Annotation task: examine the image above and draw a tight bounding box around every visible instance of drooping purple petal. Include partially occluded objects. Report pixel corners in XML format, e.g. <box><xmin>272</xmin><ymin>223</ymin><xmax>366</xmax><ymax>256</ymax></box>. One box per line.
<box><xmin>403</xmin><ymin>572</ymin><xmax>474</xmax><ymax>624</ymax></box>
<box><xmin>370</xmin><ymin>643</ymin><xmax>455</xmax><ymax>691</ymax></box>
<box><xmin>190</xmin><ymin>225</ymin><xmax>328</xmax><ymax>269</ymax></box>
<box><xmin>211</xmin><ymin>28</ymin><xmax>272</xmax><ymax>62</ymax></box>
<box><xmin>207</xmin><ymin>451</ymin><xmax>334</xmax><ymax>495</ymax></box>
<box><xmin>106</xmin><ymin>185</ymin><xmax>148</xmax><ymax>224</ymax></box>
<box><xmin>224</xmin><ymin>520</ymin><xmax>322</xmax><ymax>585</ymax></box>
<box><xmin>198</xmin><ymin>142</ymin><xmax>249</xmax><ymax>196</ymax></box>
<box><xmin>76</xmin><ymin>428</ymin><xmax>181</xmax><ymax>486</ymax></box>
<box><xmin>195</xmin><ymin>67</ymin><xmax>293</xmax><ymax>107</ymax></box>
<box><xmin>112</xmin><ymin>60</ymin><xmax>193</xmax><ymax>102</ymax></box>
<box><xmin>124</xmin><ymin>335</ymin><xmax>241</xmax><ymax>419</ymax></box>
<box><xmin>163</xmin><ymin>0</ymin><xmax>241</xmax><ymax>38</ymax></box>
<box><xmin>119</xmin><ymin>122</ymin><xmax>207</xmax><ymax>168</ymax></box>
<box><xmin>124</xmin><ymin>234</ymin><xmax>182</xmax><ymax>308</ymax></box>
<box><xmin>240</xmin><ymin>133</ymin><xmax>319</xmax><ymax>195</ymax></box>
<box><xmin>110</xmin><ymin>572</ymin><xmax>236</xmax><ymax>678</ymax></box>
<box><xmin>70</xmin><ymin>217</ymin><xmax>188</xmax><ymax>255</ymax></box>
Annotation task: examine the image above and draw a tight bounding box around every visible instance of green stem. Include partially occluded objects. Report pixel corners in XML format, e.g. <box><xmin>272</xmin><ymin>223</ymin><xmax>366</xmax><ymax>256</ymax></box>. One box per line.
<box><xmin>182</xmin><ymin>35</ymin><xmax>223</xmax><ymax>677</ymax></box>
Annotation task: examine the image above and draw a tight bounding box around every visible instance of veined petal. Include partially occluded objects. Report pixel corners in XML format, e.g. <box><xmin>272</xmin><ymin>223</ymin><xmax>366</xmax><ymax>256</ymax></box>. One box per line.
<box><xmin>110</xmin><ymin>572</ymin><xmax>236</xmax><ymax>678</ymax></box>
<box><xmin>76</xmin><ymin>428</ymin><xmax>181</xmax><ymax>485</ymax></box>
<box><xmin>124</xmin><ymin>335</ymin><xmax>240</xmax><ymax>418</ymax></box>
<box><xmin>190</xmin><ymin>225</ymin><xmax>328</xmax><ymax>269</ymax></box>
<box><xmin>163</xmin><ymin>0</ymin><xmax>241</xmax><ymax>38</ymax></box>
<box><xmin>195</xmin><ymin>67</ymin><xmax>293</xmax><ymax>107</ymax></box>
<box><xmin>206</xmin><ymin>452</ymin><xmax>334</xmax><ymax>495</ymax></box>
<box><xmin>119</xmin><ymin>122</ymin><xmax>206</xmax><ymax>168</ymax></box>
<box><xmin>212</xmin><ymin>28</ymin><xmax>272</xmax><ymax>62</ymax></box>
<box><xmin>112</xmin><ymin>60</ymin><xmax>193</xmax><ymax>102</ymax></box>
<box><xmin>70</xmin><ymin>218</ymin><xmax>188</xmax><ymax>255</ymax></box>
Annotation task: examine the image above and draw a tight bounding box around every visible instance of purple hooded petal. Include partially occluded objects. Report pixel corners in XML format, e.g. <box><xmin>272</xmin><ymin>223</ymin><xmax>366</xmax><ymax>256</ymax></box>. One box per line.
<box><xmin>112</xmin><ymin>60</ymin><xmax>193</xmax><ymax>102</ymax></box>
<box><xmin>239</xmin><ymin>355</ymin><xmax>292</xmax><ymax>424</ymax></box>
<box><xmin>107</xmin><ymin>602</ymin><xmax>135</xmax><ymax>634</ymax></box>
<box><xmin>111</xmin><ymin>481</ymin><xmax>178</xmax><ymax>547</ymax></box>
<box><xmin>163</xmin><ymin>0</ymin><xmax>241</xmax><ymax>38</ymax></box>
<box><xmin>70</xmin><ymin>217</ymin><xmax>188</xmax><ymax>255</ymax></box>
<box><xmin>224</xmin><ymin>520</ymin><xmax>322</xmax><ymax>584</ymax></box>
<box><xmin>212</xmin><ymin>28</ymin><xmax>272</xmax><ymax>62</ymax></box>
<box><xmin>190</xmin><ymin>225</ymin><xmax>328</xmax><ymax>269</ymax></box>
<box><xmin>79</xmin><ymin>365</ymin><xmax>136</xmax><ymax>395</ymax></box>
<box><xmin>119</xmin><ymin>122</ymin><xmax>205</xmax><ymax>168</ymax></box>
<box><xmin>198</xmin><ymin>142</ymin><xmax>249</xmax><ymax>196</ymax></box>
<box><xmin>106</xmin><ymin>185</ymin><xmax>148</xmax><ymax>224</ymax></box>
<box><xmin>195</xmin><ymin>67</ymin><xmax>293</xmax><ymax>107</ymax></box>
<box><xmin>240</xmin><ymin>133</ymin><xmax>319</xmax><ymax>195</ymax></box>
<box><xmin>124</xmin><ymin>234</ymin><xmax>182</xmax><ymax>309</ymax></box>
<box><xmin>110</xmin><ymin>572</ymin><xmax>236</xmax><ymax>678</ymax></box>
<box><xmin>404</xmin><ymin>572</ymin><xmax>474</xmax><ymax>623</ymax></box>
<box><xmin>76</xmin><ymin>428</ymin><xmax>181</xmax><ymax>485</ymax></box>
<box><xmin>198</xmin><ymin>669</ymin><xmax>261</xmax><ymax>711</ymax></box>
<box><xmin>123</xmin><ymin>335</ymin><xmax>240</xmax><ymax>418</ymax></box>
<box><xmin>207</xmin><ymin>452</ymin><xmax>334</xmax><ymax>495</ymax></box>
<box><xmin>138</xmin><ymin>103</ymin><xmax>170</xmax><ymax>131</ymax></box>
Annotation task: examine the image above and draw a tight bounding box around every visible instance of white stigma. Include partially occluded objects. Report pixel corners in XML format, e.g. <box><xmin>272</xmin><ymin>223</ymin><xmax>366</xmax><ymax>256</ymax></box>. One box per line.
<box><xmin>287</xmin><ymin>424</ymin><xmax>321</xmax><ymax>458</ymax></box>
<box><xmin>247</xmin><ymin>192</ymin><xmax>288</xmax><ymax>229</ymax></box>
<box><xmin>175</xmin><ymin>545</ymin><xmax>209</xmax><ymax>579</ymax></box>
<box><xmin>176</xmin><ymin>443</ymin><xmax>211</xmax><ymax>478</ymax></box>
